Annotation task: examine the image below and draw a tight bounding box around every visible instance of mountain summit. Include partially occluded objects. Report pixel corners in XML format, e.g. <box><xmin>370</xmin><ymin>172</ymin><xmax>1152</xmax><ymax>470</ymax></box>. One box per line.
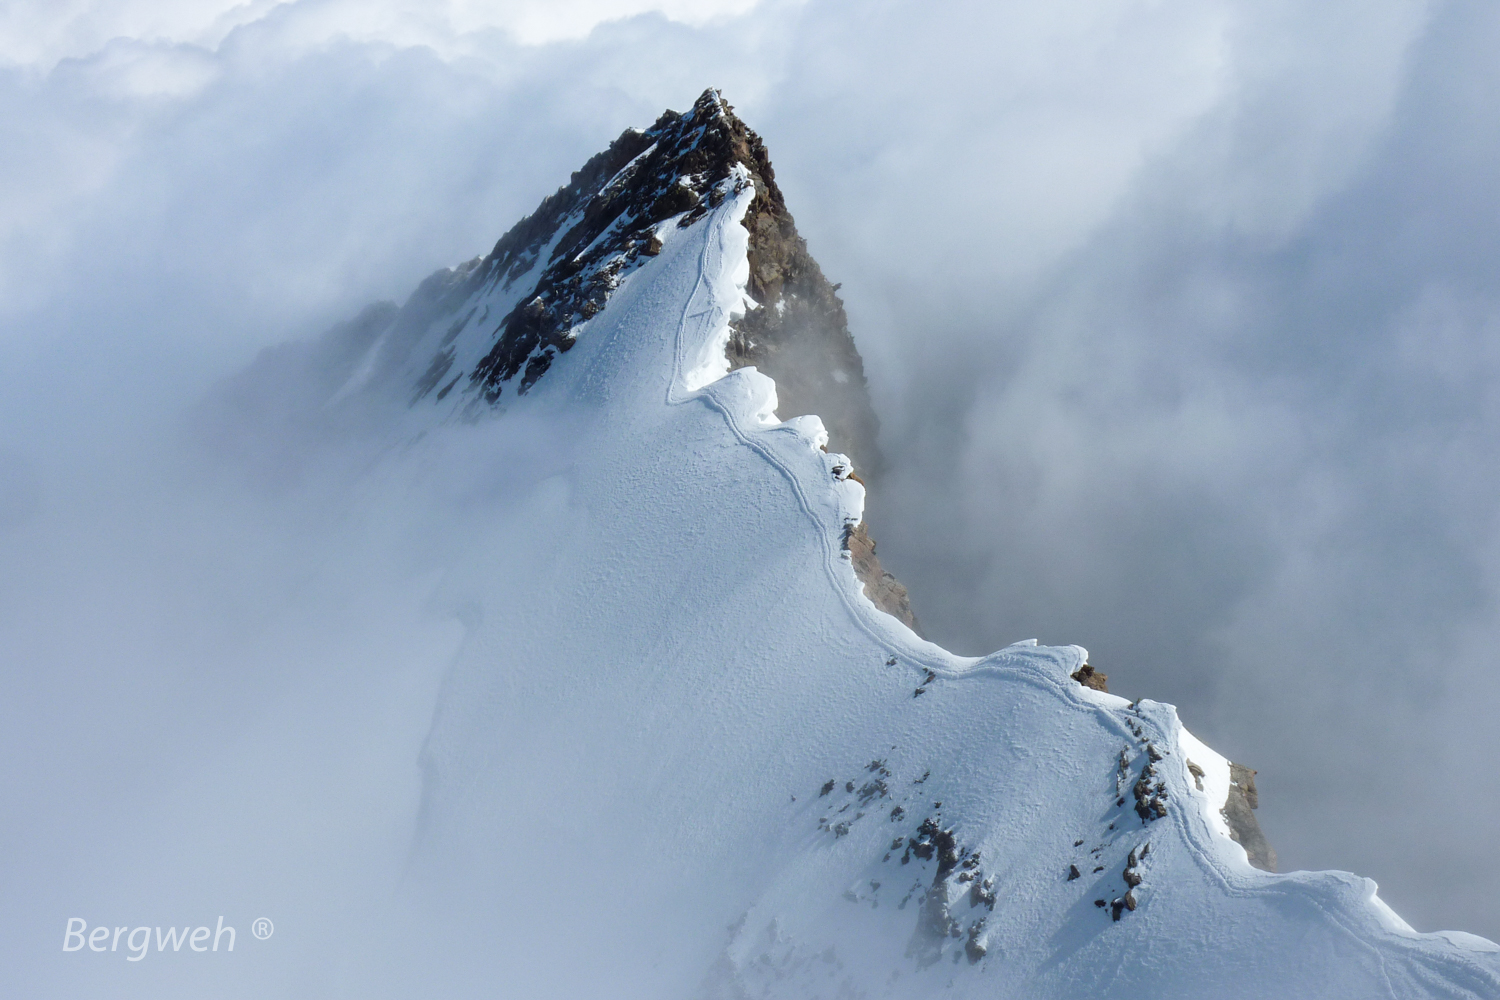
<box><xmin>224</xmin><ymin>88</ymin><xmax>915</xmax><ymax>629</ymax></box>
<box><xmin>217</xmin><ymin>90</ymin><xmax>1498</xmax><ymax>998</ymax></box>
<box><xmin>455</xmin><ymin>89</ymin><xmax>882</xmax><ymax>479</ymax></box>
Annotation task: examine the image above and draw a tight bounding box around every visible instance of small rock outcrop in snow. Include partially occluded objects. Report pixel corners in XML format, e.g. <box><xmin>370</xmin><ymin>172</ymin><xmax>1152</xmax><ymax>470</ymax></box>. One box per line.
<box><xmin>1070</xmin><ymin>662</ymin><xmax>1109</xmax><ymax>692</ymax></box>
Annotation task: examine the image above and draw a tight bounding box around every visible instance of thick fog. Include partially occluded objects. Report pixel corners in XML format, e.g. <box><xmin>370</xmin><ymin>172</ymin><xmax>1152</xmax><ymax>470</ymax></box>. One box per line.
<box><xmin>3</xmin><ymin>2</ymin><xmax>1499</xmax><ymax>990</ymax></box>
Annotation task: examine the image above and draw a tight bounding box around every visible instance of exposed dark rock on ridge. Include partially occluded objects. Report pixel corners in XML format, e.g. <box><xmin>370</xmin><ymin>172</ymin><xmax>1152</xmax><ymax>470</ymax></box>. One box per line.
<box><xmin>336</xmin><ymin>87</ymin><xmax>883</xmax><ymax>483</ymax></box>
<box><xmin>476</xmin><ymin>87</ymin><xmax>903</xmax><ymax>628</ymax></box>
<box><xmin>464</xmin><ymin>91</ymin><xmax>749</xmax><ymax>398</ymax></box>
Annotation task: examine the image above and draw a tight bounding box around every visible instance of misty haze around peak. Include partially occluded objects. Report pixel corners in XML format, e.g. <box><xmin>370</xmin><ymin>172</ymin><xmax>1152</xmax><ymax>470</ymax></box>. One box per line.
<box><xmin>3</xmin><ymin>0</ymin><xmax>1500</xmax><ymax>975</ymax></box>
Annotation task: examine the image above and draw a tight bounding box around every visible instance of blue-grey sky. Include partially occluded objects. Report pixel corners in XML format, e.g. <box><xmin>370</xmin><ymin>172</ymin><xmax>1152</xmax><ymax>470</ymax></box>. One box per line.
<box><xmin>3</xmin><ymin>0</ymin><xmax>1498</xmax><ymax>948</ymax></box>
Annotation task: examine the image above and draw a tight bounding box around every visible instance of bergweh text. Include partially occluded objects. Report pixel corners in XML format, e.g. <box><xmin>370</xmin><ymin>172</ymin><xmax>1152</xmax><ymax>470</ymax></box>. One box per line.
<box><xmin>62</xmin><ymin>917</ymin><xmax>251</xmax><ymax>961</ymax></box>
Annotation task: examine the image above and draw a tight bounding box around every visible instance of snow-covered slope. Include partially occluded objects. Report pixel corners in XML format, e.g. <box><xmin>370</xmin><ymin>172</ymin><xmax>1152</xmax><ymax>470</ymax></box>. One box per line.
<box><xmin>229</xmin><ymin>90</ymin><xmax>1499</xmax><ymax>998</ymax></box>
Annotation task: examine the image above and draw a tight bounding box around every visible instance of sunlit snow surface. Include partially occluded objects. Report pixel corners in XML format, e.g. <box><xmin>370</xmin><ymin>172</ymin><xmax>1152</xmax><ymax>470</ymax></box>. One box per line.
<box><xmin>296</xmin><ymin>179</ymin><xmax>1500</xmax><ymax>998</ymax></box>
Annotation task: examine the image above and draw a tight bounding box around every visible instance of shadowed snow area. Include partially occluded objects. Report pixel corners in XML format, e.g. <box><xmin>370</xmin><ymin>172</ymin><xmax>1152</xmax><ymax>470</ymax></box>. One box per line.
<box><xmin>7</xmin><ymin>91</ymin><xmax>1499</xmax><ymax>999</ymax></box>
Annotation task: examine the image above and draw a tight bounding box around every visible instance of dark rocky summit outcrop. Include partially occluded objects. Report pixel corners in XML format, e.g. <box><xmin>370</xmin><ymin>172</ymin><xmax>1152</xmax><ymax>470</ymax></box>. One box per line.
<box><xmin>465</xmin><ymin>89</ymin><xmax>879</xmax><ymax>469</ymax></box>
<box><xmin>464</xmin><ymin>91</ymin><xmax>747</xmax><ymax>398</ymax></box>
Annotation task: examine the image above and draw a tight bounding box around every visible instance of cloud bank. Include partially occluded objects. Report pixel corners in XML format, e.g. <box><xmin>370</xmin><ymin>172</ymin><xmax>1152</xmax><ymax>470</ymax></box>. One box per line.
<box><xmin>3</xmin><ymin>0</ymin><xmax>1498</xmax><ymax>964</ymax></box>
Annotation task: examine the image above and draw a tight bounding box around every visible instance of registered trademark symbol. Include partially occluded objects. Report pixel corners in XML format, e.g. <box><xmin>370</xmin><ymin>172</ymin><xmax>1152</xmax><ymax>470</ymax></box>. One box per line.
<box><xmin>251</xmin><ymin>917</ymin><xmax>274</xmax><ymax>940</ymax></box>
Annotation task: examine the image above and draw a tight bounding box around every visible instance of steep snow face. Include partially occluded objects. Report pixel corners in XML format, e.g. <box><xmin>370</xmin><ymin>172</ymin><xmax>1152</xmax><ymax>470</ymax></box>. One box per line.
<box><xmin>219</xmin><ymin>93</ymin><xmax>1498</xmax><ymax>998</ymax></box>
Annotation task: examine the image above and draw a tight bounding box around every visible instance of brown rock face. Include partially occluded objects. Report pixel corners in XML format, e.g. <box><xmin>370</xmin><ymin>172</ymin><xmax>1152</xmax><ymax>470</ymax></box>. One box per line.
<box><xmin>713</xmin><ymin>102</ymin><xmax>882</xmax><ymax>477</ymax></box>
<box><xmin>1071</xmin><ymin>663</ymin><xmax>1109</xmax><ymax>692</ymax></box>
<box><xmin>843</xmin><ymin>522</ymin><xmax>922</xmax><ymax>634</ymax></box>
<box><xmin>300</xmin><ymin>89</ymin><xmax>916</xmax><ymax>629</ymax></box>
<box><xmin>1224</xmin><ymin>763</ymin><xmax>1277</xmax><ymax>872</ymax></box>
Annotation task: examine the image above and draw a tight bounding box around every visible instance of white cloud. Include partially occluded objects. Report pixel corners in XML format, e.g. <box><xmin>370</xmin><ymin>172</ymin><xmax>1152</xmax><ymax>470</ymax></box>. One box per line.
<box><xmin>3</xmin><ymin>0</ymin><xmax>1499</xmax><ymax>949</ymax></box>
<box><xmin>0</xmin><ymin>0</ymin><xmax>770</xmax><ymax>69</ymax></box>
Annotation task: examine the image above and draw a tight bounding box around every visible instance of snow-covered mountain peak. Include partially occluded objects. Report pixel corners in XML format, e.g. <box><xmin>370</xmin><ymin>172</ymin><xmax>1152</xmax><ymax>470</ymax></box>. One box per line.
<box><xmin>304</xmin><ymin>89</ymin><xmax>878</xmax><ymax>478</ymax></box>
<box><xmin>209</xmin><ymin>93</ymin><xmax>1499</xmax><ymax>999</ymax></box>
